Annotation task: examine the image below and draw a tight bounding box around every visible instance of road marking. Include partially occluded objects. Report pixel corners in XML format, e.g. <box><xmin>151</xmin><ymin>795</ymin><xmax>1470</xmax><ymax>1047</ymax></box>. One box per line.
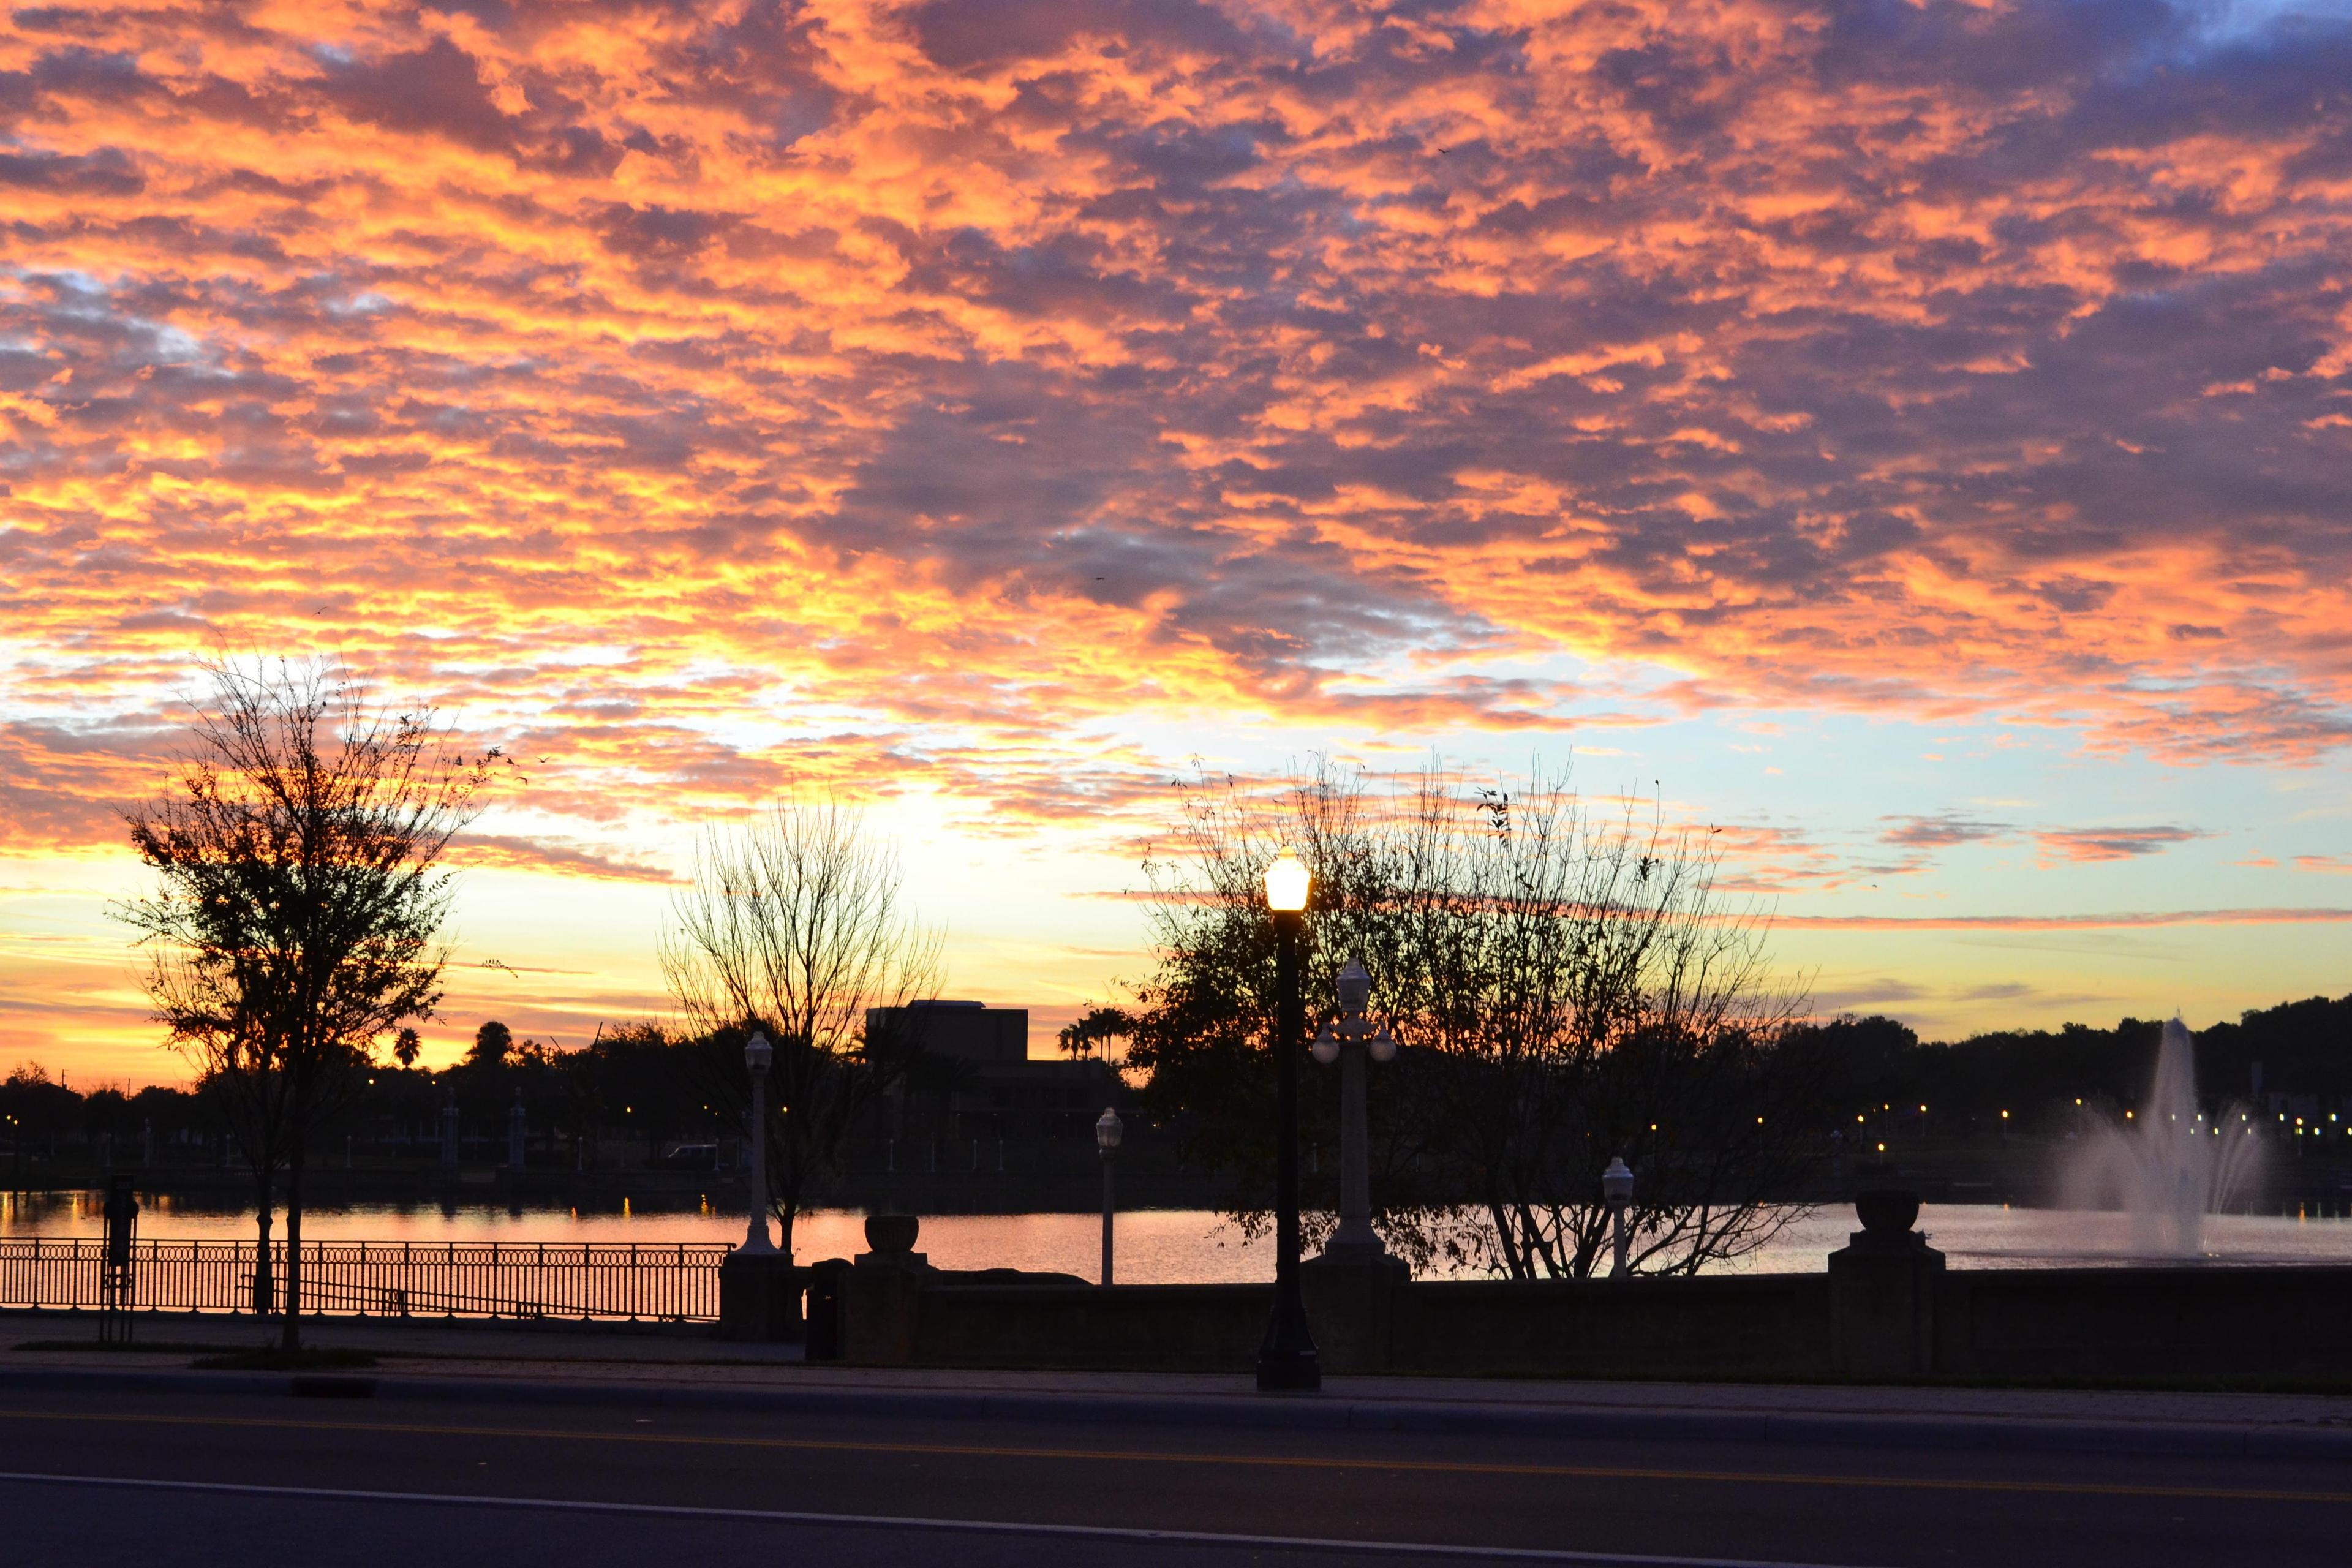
<box><xmin>0</xmin><ymin>1469</ymin><xmax>1875</xmax><ymax>1567</ymax></box>
<box><xmin>0</xmin><ymin>1404</ymin><xmax>2344</xmax><ymax>1506</ymax></box>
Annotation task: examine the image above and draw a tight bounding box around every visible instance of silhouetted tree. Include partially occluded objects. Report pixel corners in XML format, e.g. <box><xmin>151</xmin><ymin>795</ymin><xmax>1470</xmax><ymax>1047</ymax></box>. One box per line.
<box><xmin>116</xmin><ymin>657</ymin><xmax>506</xmax><ymax>1348</ymax></box>
<box><xmin>1057</xmin><ymin>1006</ymin><xmax>1135</xmax><ymax>1064</ymax></box>
<box><xmin>1128</xmin><ymin>759</ymin><xmax>1826</xmax><ymax>1278</ymax></box>
<box><xmin>660</xmin><ymin>799</ymin><xmax>940</xmax><ymax>1259</ymax></box>
<box><xmin>468</xmin><ymin>1020</ymin><xmax>514</xmax><ymax>1069</ymax></box>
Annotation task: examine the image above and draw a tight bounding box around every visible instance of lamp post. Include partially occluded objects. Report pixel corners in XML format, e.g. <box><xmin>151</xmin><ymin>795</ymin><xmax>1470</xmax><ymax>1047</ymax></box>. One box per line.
<box><xmin>1311</xmin><ymin>959</ymin><xmax>1395</xmax><ymax>1262</ymax></box>
<box><xmin>740</xmin><ymin>1030</ymin><xmax>775</xmax><ymax>1254</ymax></box>
<box><xmin>1095</xmin><ymin>1106</ymin><xmax>1123</xmax><ymax>1285</ymax></box>
<box><xmin>1602</xmin><ymin>1157</ymin><xmax>1634</xmax><ymax>1276</ymax></box>
<box><xmin>1257</xmin><ymin>848</ymin><xmax>1321</xmax><ymax>1392</ymax></box>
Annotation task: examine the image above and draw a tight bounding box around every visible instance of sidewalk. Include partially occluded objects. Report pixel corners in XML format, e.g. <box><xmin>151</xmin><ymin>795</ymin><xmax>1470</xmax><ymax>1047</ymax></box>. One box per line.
<box><xmin>7</xmin><ymin>1311</ymin><xmax>2352</xmax><ymax>1460</ymax></box>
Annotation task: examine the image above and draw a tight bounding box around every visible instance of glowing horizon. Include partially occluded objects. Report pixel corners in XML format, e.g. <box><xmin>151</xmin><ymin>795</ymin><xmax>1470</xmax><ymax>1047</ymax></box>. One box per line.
<box><xmin>4</xmin><ymin>0</ymin><xmax>2351</xmax><ymax>1086</ymax></box>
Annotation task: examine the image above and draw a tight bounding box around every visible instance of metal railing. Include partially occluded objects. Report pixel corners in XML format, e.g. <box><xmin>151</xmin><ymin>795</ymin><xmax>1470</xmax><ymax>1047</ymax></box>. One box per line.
<box><xmin>0</xmin><ymin>1238</ymin><xmax>730</xmax><ymax>1322</ymax></box>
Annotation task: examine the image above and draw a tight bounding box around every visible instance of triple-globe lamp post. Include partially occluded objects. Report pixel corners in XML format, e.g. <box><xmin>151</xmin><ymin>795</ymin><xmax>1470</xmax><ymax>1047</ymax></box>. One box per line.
<box><xmin>1257</xmin><ymin>848</ymin><xmax>1321</xmax><ymax>1392</ymax></box>
<box><xmin>1602</xmin><ymin>1155</ymin><xmax>1634</xmax><ymax>1276</ymax></box>
<box><xmin>1310</xmin><ymin>960</ymin><xmax>1395</xmax><ymax>1261</ymax></box>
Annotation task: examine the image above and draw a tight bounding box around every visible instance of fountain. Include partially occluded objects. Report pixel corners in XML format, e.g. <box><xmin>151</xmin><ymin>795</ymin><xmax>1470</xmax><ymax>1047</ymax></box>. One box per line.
<box><xmin>2058</xmin><ymin>1018</ymin><xmax>2266</xmax><ymax>1257</ymax></box>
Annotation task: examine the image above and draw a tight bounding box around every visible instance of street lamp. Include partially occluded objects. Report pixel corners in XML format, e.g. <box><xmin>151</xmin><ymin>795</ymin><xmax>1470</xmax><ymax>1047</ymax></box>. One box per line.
<box><xmin>739</xmin><ymin>1030</ymin><xmax>775</xmax><ymax>1254</ymax></box>
<box><xmin>1311</xmin><ymin>959</ymin><xmax>1395</xmax><ymax>1262</ymax></box>
<box><xmin>1257</xmin><ymin>848</ymin><xmax>1321</xmax><ymax>1392</ymax></box>
<box><xmin>1095</xmin><ymin>1106</ymin><xmax>1123</xmax><ymax>1285</ymax></box>
<box><xmin>1602</xmin><ymin>1157</ymin><xmax>1635</xmax><ymax>1276</ymax></box>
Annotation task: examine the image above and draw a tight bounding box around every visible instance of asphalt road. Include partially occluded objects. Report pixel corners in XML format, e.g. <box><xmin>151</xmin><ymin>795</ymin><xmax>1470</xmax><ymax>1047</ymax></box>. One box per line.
<box><xmin>1</xmin><ymin>1382</ymin><xmax>2346</xmax><ymax>1567</ymax></box>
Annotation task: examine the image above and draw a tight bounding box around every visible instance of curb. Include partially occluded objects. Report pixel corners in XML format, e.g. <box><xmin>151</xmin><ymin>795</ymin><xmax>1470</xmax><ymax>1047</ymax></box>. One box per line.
<box><xmin>5</xmin><ymin>1362</ymin><xmax>2351</xmax><ymax>1462</ymax></box>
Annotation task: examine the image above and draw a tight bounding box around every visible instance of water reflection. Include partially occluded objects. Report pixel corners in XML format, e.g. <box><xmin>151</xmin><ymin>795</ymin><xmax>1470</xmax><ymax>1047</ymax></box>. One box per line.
<box><xmin>7</xmin><ymin>1191</ymin><xmax>2352</xmax><ymax>1282</ymax></box>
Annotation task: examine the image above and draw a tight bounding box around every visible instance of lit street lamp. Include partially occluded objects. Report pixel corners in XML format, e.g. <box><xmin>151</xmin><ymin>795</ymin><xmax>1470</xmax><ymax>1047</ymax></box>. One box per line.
<box><xmin>1096</xmin><ymin>1106</ymin><xmax>1123</xmax><ymax>1285</ymax></box>
<box><xmin>739</xmin><ymin>1029</ymin><xmax>775</xmax><ymax>1254</ymax></box>
<box><xmin>1602</xmin><ymin>1156</ymin><xmax>1635</xmax><ymax>1276</ymax></box>
<box><xmin>1257</xmin><ymin>848</ymin><xmax>1321</xmax><ymax>1392</ymax></box>
<box><xmin>1311</xmin><ymin>959</ymin><xmax>1395</xmax><ymax>1262</ymax></box>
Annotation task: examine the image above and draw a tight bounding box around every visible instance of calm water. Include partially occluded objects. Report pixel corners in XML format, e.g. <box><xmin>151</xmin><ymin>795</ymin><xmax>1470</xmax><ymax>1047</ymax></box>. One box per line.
<box><xmin>10</xmin><ymin>1192</ymin><xmax>2352</xmax><ymax>1281</ymax></box>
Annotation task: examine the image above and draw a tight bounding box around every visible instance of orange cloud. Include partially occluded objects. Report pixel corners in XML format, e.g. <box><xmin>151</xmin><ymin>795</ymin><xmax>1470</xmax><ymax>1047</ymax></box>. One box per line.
<box><xmin>1776</xmin><ymin>907</ymin><xmax>2352</xmax><ymax>932</ymax></box>
<box><xmin>0</xmin><ymin>0</ymin><xmax>2342</xmax><ymax>804</ymax></box>
<box><xmin>2034</xmin><ymin>826</ymin><xmax>2209</xmax><ymax>864</ymax></box>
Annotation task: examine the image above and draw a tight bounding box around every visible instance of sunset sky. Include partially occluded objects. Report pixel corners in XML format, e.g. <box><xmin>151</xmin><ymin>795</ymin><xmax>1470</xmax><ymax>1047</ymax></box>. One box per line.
<box><xmin>4</xmin><ymin>0</ymin><xmax>2351</xmax><ymax>1085</ymax></box>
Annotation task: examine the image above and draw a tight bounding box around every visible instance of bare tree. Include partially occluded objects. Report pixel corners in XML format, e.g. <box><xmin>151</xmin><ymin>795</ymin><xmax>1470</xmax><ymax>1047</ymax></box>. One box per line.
<box><xmin>661</xmin><ymin>799</ymin><xmax>941</xmax><ymax>1260</ymax></box>
<box><xmin>116</xmin><ymin>658</ymin><xmax>504</xmax><ymax>1347</ymax></box>
<box><xmin>1379</xmin><ymin>769</ymin><xmax>1821</xmax><ymax>1277</ymax></box>
<box><xmin>1128</xmin><ymin>759</ymin><xmax>1824</xmax><ymax>1278</ymax></box>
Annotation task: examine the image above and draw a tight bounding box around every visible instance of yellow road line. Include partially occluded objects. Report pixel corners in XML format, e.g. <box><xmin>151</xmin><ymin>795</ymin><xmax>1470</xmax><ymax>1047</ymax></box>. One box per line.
<box><xmin>0</xmin><ymin>1406</ymin><xmax>2340</xmax><ymax>1506</ymax></box>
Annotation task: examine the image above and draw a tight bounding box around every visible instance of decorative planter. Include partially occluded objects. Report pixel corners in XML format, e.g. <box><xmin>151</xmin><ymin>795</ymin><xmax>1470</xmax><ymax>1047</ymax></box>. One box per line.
<box><xmin>864</xmin><ymin>1213</ymin><xmax>920</xmax><ymax>1254</ymax></box>
<box><xmin>1853</xmin><ymin>1188</ymin><xmax>1920</xmax><ymax>1237</ymax></box>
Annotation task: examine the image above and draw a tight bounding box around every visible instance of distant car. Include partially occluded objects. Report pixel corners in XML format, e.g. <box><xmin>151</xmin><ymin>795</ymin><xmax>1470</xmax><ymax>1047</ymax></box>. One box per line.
<box><xmin>652</xmin><ymin>1142</ymin><xmax>719</xmax><ymax>1172</ymax></box>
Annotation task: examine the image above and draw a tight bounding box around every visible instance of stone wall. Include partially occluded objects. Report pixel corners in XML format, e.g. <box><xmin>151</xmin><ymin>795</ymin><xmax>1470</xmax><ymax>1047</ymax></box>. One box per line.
<box><xmin>1391</xmin><ymin>1273</ymin><xmax>1832</xmax><ymax>1379</ymax></box>
<box><xmin>912</xmin><ymin>1281</ymin><xmax>1268</xmax><ymax>1370</ymax></box>
<box><xmin>787</xmin><ymin>1205</ymin><xmax>2352</xmax><ymax>1382</ymax></box>
<box><xmin>1932</xmin><ymin>1265</ymin><xmax>2352</xmax><ymax>1381</ymax></box>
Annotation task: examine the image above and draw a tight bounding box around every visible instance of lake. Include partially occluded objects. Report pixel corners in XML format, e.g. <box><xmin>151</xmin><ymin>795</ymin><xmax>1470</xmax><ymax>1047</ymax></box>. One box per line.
<box><xmin>10</xmin><ymin>1190</ymin><xmax>2352</xmax><ymax>1281</ymax></box>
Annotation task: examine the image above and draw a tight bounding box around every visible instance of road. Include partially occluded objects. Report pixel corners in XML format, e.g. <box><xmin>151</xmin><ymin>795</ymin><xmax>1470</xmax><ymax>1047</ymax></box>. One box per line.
<box><xmin>0</xmin><ymin>1380</ymin><xmax>2345</xmax><ymax>1566</ymax></box>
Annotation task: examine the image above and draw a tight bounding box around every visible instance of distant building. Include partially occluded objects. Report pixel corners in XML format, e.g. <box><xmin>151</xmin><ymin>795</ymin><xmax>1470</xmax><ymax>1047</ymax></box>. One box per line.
<box><xmin>861</xmin><ymin>1000</ymin><xmax>1117</xmax><ymax>1140</ymax></box>
<box><xmin>865</xmin><ymin>1000</ymin><xmax>1028</xmax><ymax>1063</ymax></box>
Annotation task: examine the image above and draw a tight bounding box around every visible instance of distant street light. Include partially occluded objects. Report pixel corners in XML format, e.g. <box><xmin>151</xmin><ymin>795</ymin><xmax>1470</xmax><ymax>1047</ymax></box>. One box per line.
<box><xmin>1257</xmin><ymin>848</ymin><xmax>1320</xmax><ymax>1392</ymax></box>
<box><xmin>1095</xmin><ymin>1106</ymin><xmax>1124</xmax><ymax>1285</ymax></box>
<box><xmin>739</xmin><ymin>1030</ymin><xmax>775</xmax><ymax>1254</ymax></box>
<box><xmin>1602</xmin><ymin>1157</ymin><xmax>1635</xmax><ymax>1276</ymax></box>
<box><xmin>1311</xmin><ymin>959</ymin><xmax>1396</xmax><ymax>1262</ymax></box>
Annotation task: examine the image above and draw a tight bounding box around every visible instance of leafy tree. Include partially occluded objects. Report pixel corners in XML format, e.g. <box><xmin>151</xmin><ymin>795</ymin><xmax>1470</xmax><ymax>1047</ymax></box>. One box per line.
<box><xmin>116</xmin><ymin>657</ymin><xmax>505</xmax><ymax>1347</ymax></box>
<box><xmin>1128</xmin><ymin>759</ymin><xmax>1826</xmax><ymax>1278</ymax></box>
<box><xmin>1057</xmin><ymin>1006</ymin><xmax>1135</xmax><ymax>1063</ymax></box>
<box><xmin>660</xmin><ymin>799</ymin><xmax>940</xmax><ymax>1259</ymax></box>
<box><xmin>391</xmin><ymin>1027</ymin><xmax>422</xmax><ymax>1068</ymax></box>
<box><xmin>1</xmin><ymin>1064</ymin><xmax>79</xmax><ymax>1148</ymax></box>
<box><xmin>469</xmin><ymin>1020</ymin><xmax>514</xmax><ymax>1070</ymax></box>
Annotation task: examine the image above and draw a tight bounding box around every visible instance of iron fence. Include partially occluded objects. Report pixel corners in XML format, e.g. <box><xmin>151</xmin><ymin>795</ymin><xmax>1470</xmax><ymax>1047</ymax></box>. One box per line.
<box><xmin>0</xmin><ymin>1238</ymin><xmax>729</xmax><ymax>1322</ymax></box>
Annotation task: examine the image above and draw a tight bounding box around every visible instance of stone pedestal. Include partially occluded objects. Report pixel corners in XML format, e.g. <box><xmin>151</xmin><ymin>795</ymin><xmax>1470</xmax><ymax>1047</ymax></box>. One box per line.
<box><xmin>1302</xmin><ymin>1250</ymin><xmax>1410</xmax><ymax>1373</ymax></box>
<box><xmin>718</xmin><ymin>1251</ymin><xmax>805</xmax><ymax>1343</ymax></box>
<box><xmin>839</xmin><ymin>1213</ymin><xmax>933</xmax><ymax>1366</ymax></box>
<box><xmin>1827</xmin><ymin>1189</ymin><xmax>1944</xmax><ymax>1379</ymax></box>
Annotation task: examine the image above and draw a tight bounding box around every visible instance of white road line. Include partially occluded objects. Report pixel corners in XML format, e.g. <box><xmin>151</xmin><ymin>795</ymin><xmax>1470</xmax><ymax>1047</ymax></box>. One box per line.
<box><xmin>0</xmin><ymin>1468</ymin><xmax>1883</xmax><ymax>1568</ymax></box>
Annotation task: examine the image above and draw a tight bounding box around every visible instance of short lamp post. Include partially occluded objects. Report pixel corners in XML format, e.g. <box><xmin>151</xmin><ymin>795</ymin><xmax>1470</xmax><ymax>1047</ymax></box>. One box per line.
<box><xmin>740</xmin><ymin>1030</ymin><xmax>776</xmax><ymax>1254</ymax></box>
<box><xmin>1602</xmin><ymin>1156</ymin><xmax>1635</xmax><ymax>1276</ymax></box>
<box><xmin>1311</xmin><ymin>960</ymin><xmax>1395</xmax><ymax>1261</ymax></box>
<box><xmin>1095</xmin><ymin>1106</ymin><xmax>1123</xmax><ymax>1285</ymax></box>
<box><xmin>1257</xmin><ymin>848</ymin><xmax>1321</xmax><ymax>1392</ymax></box>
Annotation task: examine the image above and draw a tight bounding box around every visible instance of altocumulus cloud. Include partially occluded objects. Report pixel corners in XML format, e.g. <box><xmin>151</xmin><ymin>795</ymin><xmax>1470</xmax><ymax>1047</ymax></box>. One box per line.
<box><xmin>0</xmin><ymin>0</ymin><xmax>2348</xmax><ymax>851</ymax></box>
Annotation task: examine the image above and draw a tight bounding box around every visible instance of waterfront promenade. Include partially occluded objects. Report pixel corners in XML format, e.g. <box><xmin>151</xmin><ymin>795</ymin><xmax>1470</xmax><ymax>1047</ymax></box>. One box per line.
<box><xmin>4</xmin><ymin>1322</ymin><xmax>2350</xmax><ymax>1566</ymax></box>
